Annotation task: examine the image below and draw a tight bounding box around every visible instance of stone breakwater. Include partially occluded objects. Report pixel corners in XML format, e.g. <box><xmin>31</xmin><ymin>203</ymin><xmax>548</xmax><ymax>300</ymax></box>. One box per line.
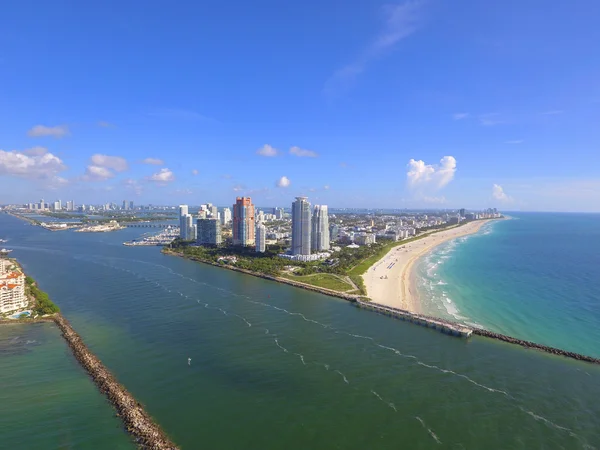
<box><xmin>473</xmin><ymin>328</ymin><xmax>600</xmax><ymax>365</ymax></box>
<box><xmin>52</xmin><ymin>314</ymin><xmax>179</xmax><ymax>449</ymax></box>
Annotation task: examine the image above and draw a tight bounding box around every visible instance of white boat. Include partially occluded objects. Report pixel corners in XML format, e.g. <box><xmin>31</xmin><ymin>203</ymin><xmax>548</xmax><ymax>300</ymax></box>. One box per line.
<box><xmin>0</xmin><ymin>248</ymin><xmax>12</xmax><ymax>253</ymax></box>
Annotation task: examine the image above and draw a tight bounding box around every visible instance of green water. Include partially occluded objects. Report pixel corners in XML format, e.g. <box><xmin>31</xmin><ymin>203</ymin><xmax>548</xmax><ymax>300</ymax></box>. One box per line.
<box><xmin>1</xmin><ymin>213</ymin><xmax>600</xmax><ymax>449</ymax></box>
<box><xmin>0</xmin><ymin>323</ymin><xmax>134</xmax><ymax>449</ymax></box>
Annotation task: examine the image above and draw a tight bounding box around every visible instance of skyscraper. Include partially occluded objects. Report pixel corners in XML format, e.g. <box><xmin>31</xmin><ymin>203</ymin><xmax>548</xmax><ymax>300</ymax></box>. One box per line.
<box><xmin>129</xmin><ymin>201</ymin><xmax>134</xmax><ymax>210</ymax></box>
<box><xmin>197</xmin><ymin>219</ymin><xmax>222</xmax><ymax>245</ymax></box>
<box><xmin>311</xmin><ymin>205</ymin><xmax>330</xmax><ymax>252</ymax></box>
<box><xmin>221</xmin><ymin>207</ymin><xmax>232</xmax><ymax>225</ymax></box>
<box><xmin>179</xmin><ymin>205</ymin><xmax>189</xmax><ymax>239</ymax></box>
<box><xmin>232</xmin><ymin>197</ymin><xmax>255</xmax><ymax>246</ymax></box>
<box><xmin>255</xmin><ymin>223</ymin><xmax>266</xmax><ymax>253</ymax></box>
<box><xmin>291</xmin><ymin>197</ymin><xmax>311</xmax><ymax>255</ymax></box>
<box><xmin>185</xmin><ymin>214</ymin><xmax>196</xmax><ymax>240</ymax></box>
<box><xmin>210</xmin><ymin>205</ymin><xmax>218</xmax><ymax>218</ymax></box>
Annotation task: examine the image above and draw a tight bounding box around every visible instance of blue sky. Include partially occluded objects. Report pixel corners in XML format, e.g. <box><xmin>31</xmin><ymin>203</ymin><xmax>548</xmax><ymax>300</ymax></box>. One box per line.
<box><xmin>1</xmin><ymin>0</ymin><xmax>599</xmax><ymax>211</ymax></box>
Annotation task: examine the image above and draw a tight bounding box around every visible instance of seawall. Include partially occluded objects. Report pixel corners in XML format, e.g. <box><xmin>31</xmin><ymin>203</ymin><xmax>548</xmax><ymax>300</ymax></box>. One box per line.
<box><xmin>52</xmin><ymin>314</ymin><xmax>179</xmax><ymax>449</ymax></box>
<box><xmin>163</xmin><ymin>250</ymin><xmax>363</xmax><ymax>303</ymax></box>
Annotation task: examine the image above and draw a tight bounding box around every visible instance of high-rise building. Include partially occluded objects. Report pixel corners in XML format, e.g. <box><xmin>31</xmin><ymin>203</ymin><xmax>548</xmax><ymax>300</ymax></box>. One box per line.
<box><xmin>255</xmin><ymin>223</ymin><xmax>266</xmax><ymax>253</ymax></box>
<box><xmin>275</xmin><ymin>208</ymin><xmax>284</xmax><ymax>220</ymax></box>
<box><xmin>184</xmin><ymin>214</ymin><xmax>196</xmax><ymax>240</ymax></box>
<box><xmin>291</xmin><ymin>197</ymin><xmax>311</xmax><ymax>255</ymax></box>
<box><xmin>311</xmin><ymin>205</ymin><xmax>330</xmax><ymax>252</ymax></box>
<box><xmin>53</xmin><ymin>201</ymin><xmax>61</xmax><ymax>211</ymax></box>
<box><xmin>197</xmin><ymin>219</ymin><xmax>222</xmax><ymax>245</ymax></box>
<box><xmin>179</xmin><ymin>205</ymin><xmax>189</xmax><ymax>239</ymax></box>
<box><xmin>122</xmin><ymin>200</ymin><xmax>128</xmax><ymax>210</ymax></box>
<box><xmin>129</xmin><ymin>201</ymin><xmax>134</xmax><ymax>210</ymax></box>
<box><xmin>198</xmin><ymin>210</ymin><xmax>207</xmax><ymax>219</ymax></box>
<box><xmin>210</xmin><ymin>205</ymin><xmax>218</xmax><ymax>218</ymax></box>
<box><xmin>66</xmin><ymin>200</ymin><xmax>74</xmax><ymax>211</ymax></box>
<box><xmin>221</xmin><ymin>207</ymin><xmax>232</xmax><ymax>225</ymax></box>
<box><xmin>459</xmin><ymin>208</ymin><xmax>466</xmax><ymax>218</ymax></box>
<box><xmin>232</xmin><ymin>197</ymin><xmax>255</xmax><ymax>246</ymax></box>
<box><xmin>329</xmin><ymin>224</ymin><xmax>339</xmax><ymax>240</ymax></box>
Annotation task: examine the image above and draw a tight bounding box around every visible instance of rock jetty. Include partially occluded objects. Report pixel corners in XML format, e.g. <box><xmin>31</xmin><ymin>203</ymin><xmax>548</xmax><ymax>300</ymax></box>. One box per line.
<box><xmin>53</xmin><ymin>314</ymin><xmax>179</xmax><ymax>449</ymax></box>
<box><xmin>473</xmin><ymin>328</ymin><xmax>600</xmax><ymax>365</ymax></box>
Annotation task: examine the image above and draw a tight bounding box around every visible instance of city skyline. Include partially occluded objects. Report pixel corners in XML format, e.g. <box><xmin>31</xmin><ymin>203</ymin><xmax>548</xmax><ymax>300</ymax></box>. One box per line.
<box><xmin>1</xmin><ymin>1</ymin><xmax>600</xmax><ymax>212</ymax></box>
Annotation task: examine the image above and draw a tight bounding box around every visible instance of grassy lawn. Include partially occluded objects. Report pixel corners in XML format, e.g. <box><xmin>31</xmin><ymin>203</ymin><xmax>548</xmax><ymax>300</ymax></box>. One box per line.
<box><xmin>347</xmin><ymin>240</ymin><xmax>402</xmax><ymax>277</ymax></box>
<box><xmin>281</xmin><ymin>273</ymin><xmax>354</xmax><ymax>291</ymax></box>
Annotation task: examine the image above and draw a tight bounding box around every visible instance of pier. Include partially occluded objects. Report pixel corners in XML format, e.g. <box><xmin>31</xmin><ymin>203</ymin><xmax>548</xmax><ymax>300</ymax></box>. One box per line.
<box><xmin>355</xmin><ymin>300</ymin><xmax>473</xmax><ymax>338</ymax></box>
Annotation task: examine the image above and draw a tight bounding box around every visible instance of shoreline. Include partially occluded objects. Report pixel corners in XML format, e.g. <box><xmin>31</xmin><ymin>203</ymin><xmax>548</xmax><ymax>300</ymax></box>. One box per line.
<box><xmin>363</xmin><ymin>219</ymin><xmax>495</xmax><ymax>312</ymax></box>
<box><xmin>162</xmin><ymin>249</ymin><xmax>363</xmax><ymax>303</ymax></box>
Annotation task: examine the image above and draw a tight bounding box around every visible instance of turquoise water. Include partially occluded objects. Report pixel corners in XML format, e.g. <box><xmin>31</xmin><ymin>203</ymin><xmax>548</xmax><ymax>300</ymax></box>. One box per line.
<box><xmin>416</xmin><ymin>213</ymin><xmax>600</xmax><ymax>358</ymax></box>
<box><xmin>1</xmin><ymin>212</ymin><xmax>600</xmax><ymax>449</ymax></box>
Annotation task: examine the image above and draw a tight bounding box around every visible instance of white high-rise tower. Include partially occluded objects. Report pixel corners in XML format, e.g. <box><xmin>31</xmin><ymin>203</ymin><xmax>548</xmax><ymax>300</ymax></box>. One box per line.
<box><xmin>291</xmin><ymin>197</ymin><xmax>311</xmax><ymax>255</ymax></box>
<box><xmin>179</xmin><ymin>205</ymin><xmax>189</xmax><ymax>239</ymax></box>
<box><xmin>311</xmin><ymin>205</ymin><xmax>330</xmax><ymax>252</ymax></box>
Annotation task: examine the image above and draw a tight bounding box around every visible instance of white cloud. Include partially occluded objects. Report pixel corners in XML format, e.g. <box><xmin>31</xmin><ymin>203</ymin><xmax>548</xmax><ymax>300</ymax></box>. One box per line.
<box><xmin>233</xmin><ymin>185</ymin><xmax>244</xmax><ymax>192</ymax></box>
<box><xmin>340</xmin><ymin>162</ymin><xmax>348</xmax><ymax>168</ymax></box>
<box><xmin>123</xmin><ymin>178</ymin><xmax>143</xmax><ymax>195</ymax></box>
<box><xmin>90</xmin><ymin>154</ymin><xmax>128</xmax><ymax>172</ymax></box>
<box><xmin>276</xmin><ymin>176</ymin><xmax>291</xmax><ymax>188</ymax></box>
<box><xmin>142</xmin><ymin>157</ymin><xmax>164</xmax><ymax>165</ymax></box>
<box><xmin>192</xmin><ymin>169</ymin><xmax>199</xmax><ymax>176</ymax></box>
<box><xmin>84</xmin><ymin>165</ymin><xmax>114</xmax><ymax>181</ymax></box>
<box><xmin>256</xmin><ymin>144</ymin><xmax>278</xmax><ymax>157</ymax></box>
<box><xmin>407</xmin><ymin>156</ymin><xmax>457</xmax><ymax>189</ymax></box>
<box><xmin>324</xmin><ymin>1</ymin><xmax>423</xmax><ymax>96</ymax></box>
<box><xmin>505</xmin><ymin>140</ymin><xmax>523</xmax><ymax>144</ymax></box>
<box><xmin>27</xmin><ymin>124</ymin><xmax>70</xmax><ymax>138</ymax></box>
<box><xmin>479</xmin><ymin>113</ymin><xmax>504</xmax><ymax>126</ymax></box>
<box><xmin>542</xmin><ymin>110</ymin><xmax>563</xmax><ymax>115</ymax></box>
<box><xmin>323</xmin><ymin>185</ymin><xmax>330</xmax><ymax>190</ymax></box>
<box><xmin>0</xmin><ymin>148</ymin><xmax>67</xmax><ymax>180</ymax></box>
<box><xmin>173</xmin><ymin>188</ymin><xmax>193</xmax><ymax>195</ymax></box>
<box><xmin>290</xmin><ymin>146</ymin><xmax>318</xmax><ymax>158</ymax></box>
<box><xmin>492</xmin><ymin>184</ymin><xmax>513</xmax><ymax>203</ymax></box>
<box><xmin>147</xmin><ymin>168</ymin><xmax>175</xmax><ymax>183</ymax></box>
<box><xmin>423</xmin><ymin>196</ymin><xmax>446</xmax><ymax>204</ymax></box>
<box><xmin>453</xmin><ymin>113</ymin><xmax>469</xmax><ymax>120</ymax></box>
<box><xmin>98</xmin><ymin>121</ymin><xmax>114</xmax><ymax>127</ymax></box>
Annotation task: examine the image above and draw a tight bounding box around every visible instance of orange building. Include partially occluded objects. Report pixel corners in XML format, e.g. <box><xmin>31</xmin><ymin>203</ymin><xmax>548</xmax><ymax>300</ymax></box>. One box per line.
<box><xmin>232</xmin><ymin>197</ymin><xmax>255</xmax><ymax>246</ymax></box>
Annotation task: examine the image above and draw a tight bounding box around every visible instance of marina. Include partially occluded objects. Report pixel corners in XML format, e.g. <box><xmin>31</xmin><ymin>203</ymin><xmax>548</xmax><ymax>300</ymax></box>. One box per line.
<box><xmin>123</xmin><ymin>226</ymin><xmax>179</xmax><ymax>246</ymax></box>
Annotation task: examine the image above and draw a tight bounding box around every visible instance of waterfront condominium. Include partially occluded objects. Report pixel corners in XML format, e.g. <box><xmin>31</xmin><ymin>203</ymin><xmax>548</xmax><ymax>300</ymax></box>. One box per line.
<box><xmin>232</xmin><ymin>197</ymin><xmax>255</xmax><ymax>246</ymax></box>
<box><xmin>197</xmin><ymin>218</ymin><xmax>222</xmax><ymax>245</ymax></box>
<box><xmin>311</xmin><ymin>205</ymin><xmax>330</xmax><ymax>252</ymax></box>
<box><xmin>179</xmin><ymin>205</ymin><xmax>189</xmax><ymax>239</ymax></box>
<box><xmin>291</xmin><ymin>197</ymin><xmax>312</xmax><ymax>255</ymax></box>
<box><xmin>221</xmin><ymin>207</ymin><xmax>232</xmax><ymax>225</ymax></box>
<box><xmin>255</xmin><ymin>223</ymin><xmax>266</xmax><ymax>253</ymax></box>
<box><xmin>0</xmin><ymin>259</ymin><xmax>26</xmax><ymax>314</ymax></box>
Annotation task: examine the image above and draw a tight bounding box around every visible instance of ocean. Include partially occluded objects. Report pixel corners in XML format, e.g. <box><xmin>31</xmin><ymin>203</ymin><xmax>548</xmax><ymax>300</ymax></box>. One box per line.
<box><xmin>1</xmin><ymin>212</ymin><xmax>599</xmax><ymax>449</ymax></box>
<box><xmin>415</xmin><ymin>213</ymin><xmax>600</xmax><ymax>358</ymax></box>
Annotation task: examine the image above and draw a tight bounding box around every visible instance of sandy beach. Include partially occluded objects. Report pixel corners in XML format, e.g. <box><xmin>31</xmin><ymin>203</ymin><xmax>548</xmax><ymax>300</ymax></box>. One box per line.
<box><xmin>363</xmin><ymin>220</ymin><xmax>493</xmax><ymax>313</ymax></box>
